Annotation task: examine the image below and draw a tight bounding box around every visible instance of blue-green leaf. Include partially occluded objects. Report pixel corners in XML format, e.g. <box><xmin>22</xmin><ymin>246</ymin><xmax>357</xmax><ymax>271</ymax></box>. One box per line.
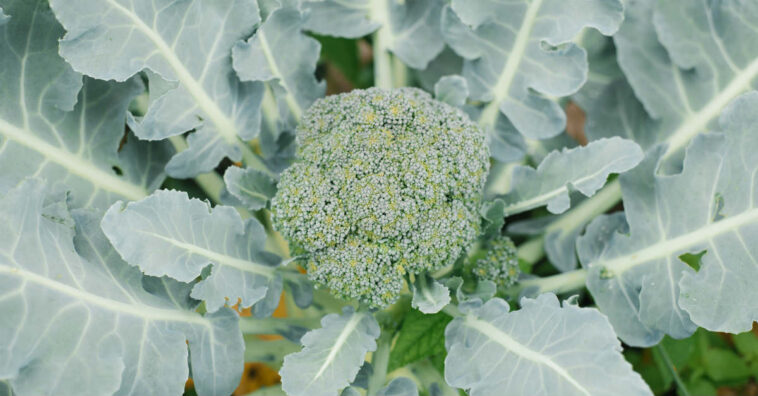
<box><xmin>233</xmin><ymin>7</ymin><xmax>325</xmax><ymax>127</ymax></box>
<box><xmin>501</xmin><ymin>138</ymin><xmax>643</xmax><ymax>217</ymax></box>
<box><xmin>614</xmin><ymin>0</ymin><xmax>758</xmax><ymax>165</ymax></box>
<box><xmin>444</xmin><ymin>294</ymin><xmax>651</xmax><ymax>396</ymax></box>
<box><xmin>223</xmin><ymin>166</ymin><xmax>278</xmax><ymax>211</ymax></box>
<box><xmin>281</xmin><ymin>307</ymin><xmax>380</xmax><ymax>396</ymax></box>
<box><xmin>434</xmin><ymin>75</ymin><xmax>468</xmax><ymax>108</ymax></box>
<box><xmin>579</xmin><ymin>92</ymin><xmax>758</xmax><ymax>346</ymax></box>
<box><xmin>441</xmin><ymin>0</ymin><xmax>623</xmax><ymax>139</ymax></box>
<box><xmin>102</xmin><ymin>190</ymin><xmax>283</xmax><ymax>315</ymax></box>
<box><xmin>411</xmin><ymin>274</ymin><xmax>450</xmax><ymax>314</ymax></box>
<box><xmin>303</xmin><ymin>0</ymin><xmax>445</xmax><ymax>69</ymax></box>
<box><xmin>49</xmin><ymin>0</ymin><xmax>266</xmax><ymax>178</ymax></box>
<box><xmin>0</xmin><ymin>0</ymin><xmax>169</xmax><ymax>209</ymax></box>
<box><xmin>0</xmin><ymin>180</ymin><xmax>243</xmax><ymax>396</ymax></box>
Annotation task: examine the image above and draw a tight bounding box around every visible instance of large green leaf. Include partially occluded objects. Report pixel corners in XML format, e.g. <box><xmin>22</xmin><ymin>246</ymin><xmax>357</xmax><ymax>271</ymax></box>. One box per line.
<box><xmin>519</xmin><ymin>0</ymin><xmax>758</xmax><ymax>276</ymax></box>
<box><xmin>49</xmin><ymin>0</ymin><xmax>266</xmax><ymax>178</ymax></box>
<box><xmin>0</xmin><ymin>0</ymin><xmax>169</xmax><ymax>209</ymax></box>
<box><xmin>613</xmin><ymin>0</ymin><xmax>758</xmax><ymax>165</ymax></box>
<box><xmin>500</xmin><ymin>137</ymin><xmax>642</xmax><ymax>217</ymax></box>
<box><xmin>102</xmin><ymin>190</ymin><xmax>284</xmax><ymax>316</ymax></box>
<box><xmin>578</xmin><ymin>92</ymin><xmax>758</xmax><ymax>347</ymax></box>
<box><xmin>280</xmin><ymin>307</ymin><xmax>380</xmax><ymax>396</ymax></box>
<box><xmin>441</xmin><ymin>0</ymin><xmax>623</xmax><ymax>139</ymax></box>
<box><xmin>302</xmin><ymin>0</ymin><xmax>445</xmax><ymax>70</ymax></box>
<box><xmin>233</xmin><ymin>7</ymin><xmax>325</xmax><ymax>128</ymax></box>
<box><xmin>0</xmin><ymin>180</ymin><xmax>243</xmax><ymax>396</ymax></box>
<box><xmin>444</xmin><ymin>294</ymin><xmax>651</xmax><ymax>396</ymax></box>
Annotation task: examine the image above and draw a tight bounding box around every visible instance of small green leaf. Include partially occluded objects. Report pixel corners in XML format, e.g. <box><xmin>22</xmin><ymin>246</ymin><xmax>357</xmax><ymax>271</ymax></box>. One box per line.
<box><xmin>388</xmin><ymin>310</ymin><xmax>452</xmax><ymax>372</ymax></box>
<box><xmin>733</xmin><ymin>331</ymin><xmax>758</xmax><ymax>361</ymax></box>
<box><xmin>702</xmin><ymin>349</ymin><xmax>751</xmax><ymax>382</ymax></box>
<box><xmin>685</xmin><ymin>379</ymin><xmax>717</xmax><ymax>396</ymax></box>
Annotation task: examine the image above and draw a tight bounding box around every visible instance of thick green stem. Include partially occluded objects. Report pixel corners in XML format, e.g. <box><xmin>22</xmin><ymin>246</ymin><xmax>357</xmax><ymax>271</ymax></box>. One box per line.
<box><xmin>367</xmin><ymin>329</ymin><xmax>393</xmax><ymax>396</ymax></box>
<box><xmin>392</xmin><ymin>55</ymin><xmax>408</xmax><ymax>88</ymax></box>
<box><xmin>516</xmin><ymin>235</ymin><xmax>545</xmax><ymax>265</ymax></box>
<box><xmin>516</xmin><ymin>179</ymin><xmax>623</xmax><ymax>265</ymax></box>
<box><xmin>371</xmin><ymin>0</ymin><xmax>392</xmax><ymax>89</ymax></box>
<box><xmin>504</xmin><ymin>268</ymin><xmax>587</xmax><ymax>298</ymax></box>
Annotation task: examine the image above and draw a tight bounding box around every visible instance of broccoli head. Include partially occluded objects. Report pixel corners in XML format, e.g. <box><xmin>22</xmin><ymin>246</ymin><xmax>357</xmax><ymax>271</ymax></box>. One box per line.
<box><xmin>271</xmin><ymin>88</ymin><xmax>490</xmax><ymax>307</ymax></box>
<box><xmin>472</xmin><ymin>235</ymin><xmax>520</xmax><ymax>287</ymax></box>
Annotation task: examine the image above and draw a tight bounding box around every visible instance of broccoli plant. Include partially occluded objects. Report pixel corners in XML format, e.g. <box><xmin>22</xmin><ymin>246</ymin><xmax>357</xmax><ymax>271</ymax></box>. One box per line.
<box><xmin>2</xmin><ymin>0</ymin><xmax>758</xmax><ymax>396</ymax></box>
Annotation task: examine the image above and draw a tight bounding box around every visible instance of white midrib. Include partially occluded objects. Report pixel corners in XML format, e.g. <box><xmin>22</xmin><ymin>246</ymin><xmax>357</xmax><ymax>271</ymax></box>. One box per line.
<box><xmin>0</xmin><ymin>264</ymin><xmax>207</xmax><ymax>325</ymax></box>
<box><xmin>464</xmin><ymin>315</ymin><xmax>590</xmax><ymax>396</ymax></box>
<box><xmin>143</xmin><ymin>231</ymin><xmax>275</xmax><ymax>277</ymax></box>
<box><xmin>0</xmin><ymin>118</ymin><xmax>148</xmax><ymax>201</ymax></box>
<box><xmin>663</xmin><ymin>55</ymin><xmax>758</xmax><ymax>159</ymax></box>
<box><xmin>312</xmin><ymin>314</ymin><xmax>363</xmax><ymax>381</ymax></box>
<box><xmin>601</xmin><ymin>207</ymin><xmax>758</xmax><ymax>274</ymax></box>
<box><xmin>502</xmin><ymin>152</ymin><xmax>638</xmax><ymax>216</ymax></box>
<box><xmin>104</xmin><ymin>0</ymin><xmax>239</xmax><ymax>145</ymax></box>
<box><xmin>256</xmin><ymin>29</ymin><xmax>303</xmax><ymax>122</ymax></box>
<box><xmin>478</xmin><ymin>0</ymin><xmax>544</xmax><ymax>128</ymax></box>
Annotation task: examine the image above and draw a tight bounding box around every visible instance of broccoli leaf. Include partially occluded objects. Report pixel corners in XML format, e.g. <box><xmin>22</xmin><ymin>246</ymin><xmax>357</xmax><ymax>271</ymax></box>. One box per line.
<box><xmin>539</xmin><ymin>0</ymin><xmax>758</xmax><ymax>277</ymax></box>
<box><xmin>49</xmin><ymin>0</ymin><xmax>266</xmax><ymax>178</ymax></box>
<box><xmin>433</xmin><ymin>75</ymin><xmax>468</xmax><ymax>108</ymax></box>
<box><xmin>613</xmin><ymin>0</ymin><xmax>758</xmax><ymax>165</ymax></box>
<box><xmin>441</xmin><ymin>0</ymin><xmax>623</xmax><ymax>139</ymax></box>
<box><xmin>389</xmin><ymin>310</ymin><xmax>451</xmax><ymax>372</ymax></box>
<box><xmin>579</xmin><ymin>92</ymin><xmax>758</xmax><ymax>346</ymax></box>
<box><xmin>223</xmin><ymin>166</ymin><xmax>278</xmax><ymax>211</ymax></box>
<box><xmin>411</xmin><ymin>274</ymin><xmax>451</xmax><ymax>314</ymax></box>
<box><xmin>0</xmin><ymin>0</ymin><xmax>170</xmax><ymax>210</ymax></box>
<box><xmin>102</xmin><ymin>190</ymin><xmax>283</xmax><ymax>315</ymax></box>
<box><xmin>444</xmin><ymin>294</ymin><xmax>652</xmax><ymax>396</ymax></box>
<box><xmin>570</xmin><ymin>29</ymin><xmax>623</xmax><ymax>110</ymax></box>
<box><xmin>232</xmin><ymin>7</ymin><xmax>325</xmax><ymax>127</ymax></box>
<box><xmin>280</xmin><ymin>307</ymin><xmax>380</xmax><ymax>396</ymax></box>
<box><xmin>302</xmin><ymin>0</ymin><xmax>445</xmax><ymax>69</ymax></box>
<box><xmin>584</xmin><ymin>79</ymin><xmax>661</xmax><ymax>150</ymax></box>
<box><xmin>0</xmin><ymin>179</ymin><xmax>243</xmax><ymax>396</ymax></box>
<box><xmin>501</xmin><ymin>137</ymin><xmax>643</xmax><ymax>217</ymax></box>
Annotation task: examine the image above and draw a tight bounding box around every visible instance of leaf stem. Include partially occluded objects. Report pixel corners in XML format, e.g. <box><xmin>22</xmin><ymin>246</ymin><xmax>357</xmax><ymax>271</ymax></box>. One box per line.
<box><xmin>654</xmin><ymin>344</ymin><xmax>690</xmax><ymax>396</ymax></box>
<box><xmin>503</xmin><ymin>269</ymin><xmax>587</xmax><ymax>298</ymax></box>
<box><xmin>516</xmin><ymin>179</ymin><xmax>622</xmax><ymax>265</ymax></box>
<box><xmin>392</xmin><ymin>55</ymin><xmax>408</xmax><ymax>88</ymax></box>
<box><xmin>371</xmin><ymin>0</ymin><xmax>393</xmax><ymax>89</ymax></box>
<box><xmin>367</xmin><ymin>328</ymin><xmax>393</xmax><ymax>395</ymax></box>
<box><xmin>441</xmin><ymin>304</ymin><xmax>463</xmax><ymax>318</ymax></box>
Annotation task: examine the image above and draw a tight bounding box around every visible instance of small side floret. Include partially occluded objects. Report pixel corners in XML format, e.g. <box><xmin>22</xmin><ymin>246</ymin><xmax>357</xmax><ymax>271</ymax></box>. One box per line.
<box><xmin>472</xmin><ymin>235</ymin><xmax>520</xmax><ymax>287</ymax></box>
<box><xmin>272</xmin><ymin>88</ymin><xmax>489</xmax><ymax>307</ymax></box>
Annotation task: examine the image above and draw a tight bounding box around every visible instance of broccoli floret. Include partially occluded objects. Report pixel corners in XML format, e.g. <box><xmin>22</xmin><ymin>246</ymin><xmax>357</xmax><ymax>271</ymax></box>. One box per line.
<box><xmin>272</xmin><ymin>88</ymin><xmax>489</xmax><ymax>307</ymax></box>
<box><xmin>472</xmin><ymin>235</ymin><xmax>520</xmax><ymax>287</ymax></box>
